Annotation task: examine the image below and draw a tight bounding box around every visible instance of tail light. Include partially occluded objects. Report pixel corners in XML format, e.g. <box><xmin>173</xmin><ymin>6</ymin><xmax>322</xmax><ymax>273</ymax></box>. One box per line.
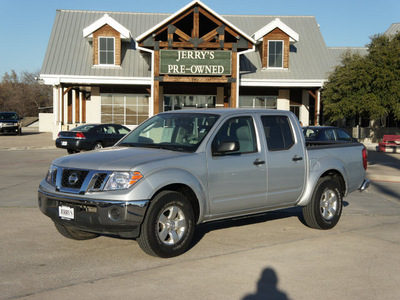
<box><xmin>75</xmin><ymin>132</ymin><xmax>86</xmax><ymax>139</ymax></box>
<box><xmin>362</xmin><ymin>146</ymin><xmax>368</xmax><ymax>170</ymax></box>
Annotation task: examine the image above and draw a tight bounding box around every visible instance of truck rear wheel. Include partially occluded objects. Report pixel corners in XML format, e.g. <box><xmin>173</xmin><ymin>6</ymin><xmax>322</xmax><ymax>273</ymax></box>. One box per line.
<box><xmin>54</xmin><ymin>222</ymin><xmax>99</xmax><ymax>240</ymax></box>
<box><xmin>302</xmin><ymin>177</ymin><xmax>343</xmax><ymax>230</ymax></box>
<box><xmin>137</xmin><ymin>191</ymin><xmax>195</xmax><ymax>258</ymax></box>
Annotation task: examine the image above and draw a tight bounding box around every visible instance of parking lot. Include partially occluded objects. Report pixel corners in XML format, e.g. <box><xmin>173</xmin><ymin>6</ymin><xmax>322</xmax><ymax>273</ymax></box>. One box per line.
<box><xmin>1</xmin><ymin>129</ymin><xmax>400</xmax><ymax>299</ymax></box>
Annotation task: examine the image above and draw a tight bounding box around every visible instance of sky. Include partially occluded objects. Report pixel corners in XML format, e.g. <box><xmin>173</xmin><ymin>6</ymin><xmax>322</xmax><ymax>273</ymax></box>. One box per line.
<box><xmin>0</xmin><ymin>0</ymin><xmax>399</xmax><ymax>78</ymax></box>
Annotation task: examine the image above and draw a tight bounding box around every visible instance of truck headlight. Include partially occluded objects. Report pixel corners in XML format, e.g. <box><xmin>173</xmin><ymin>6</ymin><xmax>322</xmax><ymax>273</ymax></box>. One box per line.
<box><xmin>45</xmin><ymin>164</ymin><xmax>57</xmax><ymax>186</ymax></box>
<box><xmin>104</xmin><ymin>171</ymin><xmax>143</xmax><ymax>191</ymax></box>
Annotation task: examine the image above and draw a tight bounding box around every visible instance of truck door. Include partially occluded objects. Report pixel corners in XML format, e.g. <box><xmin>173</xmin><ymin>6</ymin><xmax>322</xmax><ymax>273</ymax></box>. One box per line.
<box><xmin>261</xmin><ymin>115</ymin><xmax>306</xmax><ymax>206</ymax></box>
<box><xmin>207</xmin><ymin>116</ymin><xmax>267</xmax><ymax>215</ymax></box>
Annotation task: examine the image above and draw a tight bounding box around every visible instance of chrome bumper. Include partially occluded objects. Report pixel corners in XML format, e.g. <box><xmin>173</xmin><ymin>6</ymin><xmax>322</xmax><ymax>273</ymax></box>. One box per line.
<box><xmin>358</xmin><ymin>179</ymin><xmax>371</xmax><ymax>192</ymax></box>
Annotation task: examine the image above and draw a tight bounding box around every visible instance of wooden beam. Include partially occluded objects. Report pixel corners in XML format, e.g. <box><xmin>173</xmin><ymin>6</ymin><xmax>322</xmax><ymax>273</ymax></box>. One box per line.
<box><xmin>154</xmin><ymin>50</ymin><xmax>160</xmax><ymax>115</ymax></box>
<box><xmin>159</xmin><ymin>41</ymin><xmax>193</xmax><ymax>48</ymax></box>
<box><xmin>82</xmin><ymin>93</ymin><xmax>86</xmax><ymax>123</ymax></box>
<box><xmin>198</xmin><ymin>42</ymin><xmax>234</xmax><ymax>48</ymax></box>
<box><xmin>75</xmin><ymin>90</ymin><xmax>79</xmax><ymax>123</ymax></box>
<box><xmin>62</xmin><ymin>87</ymin><xmax>72</xmax><ymax>96</ymax></box>
<box><xmin>175</xmin><ymin>28</ymin><xmax>191</xmax><ymax>42</ymax></box>
<box><xmin>201</xmin><ymin>28</ymin><xmax>218</xmax><ymax>43</ymax></box>
<box><xmin>199</xmin><ymin>7</ymin><xmax>222</xmax><ymax>26</ymax></box>
<box><xmin>230</xmin><ymin>51</ymin><xmax>238</xmax><ymax>108</ymax></box>
<box><xmin>193</xmin><ymin>10</ymin><xmax>199</xmax><ymax>38</ymax></box>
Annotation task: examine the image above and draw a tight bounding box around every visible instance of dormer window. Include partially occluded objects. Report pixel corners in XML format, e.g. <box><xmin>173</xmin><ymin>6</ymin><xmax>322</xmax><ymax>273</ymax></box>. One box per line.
<box><xmin>83</xmin><ymin>14</ymin><xmax>132</xmax><ymax>67</ymax></box>
<box><xmin>268</xmin><ymin>40</ymin><xmax>283</xmax><ymax>68</ymax></box>
<box><xmin>253</xmin><ymin>18</ymin><xmax>299</xmax><ymax>70</ymax></box>
<box><xmin>99</xmin><ymin>37</ymin><xmax>115</xmax><ymax>65</ymax></box>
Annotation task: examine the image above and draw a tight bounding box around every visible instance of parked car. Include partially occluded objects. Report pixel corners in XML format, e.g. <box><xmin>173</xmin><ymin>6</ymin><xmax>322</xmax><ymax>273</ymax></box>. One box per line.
<box><xmin>303</xmin><ymin>126</ymin><xmax>356</xmax><ymax>143</ymax></box>
<box><xmin>39</xmin><ymin>110</ymin><xmax>369</xmax><ymax>257</ymax></box>
<box><xmin>0</xmin><ymin>111</ymin><xmax>22</xmax><ymax>135</ymax></box>
<box><xmin>56</xmin><ymin>124</ymin><xmax>130</xmax><ymax>154</ymax></box>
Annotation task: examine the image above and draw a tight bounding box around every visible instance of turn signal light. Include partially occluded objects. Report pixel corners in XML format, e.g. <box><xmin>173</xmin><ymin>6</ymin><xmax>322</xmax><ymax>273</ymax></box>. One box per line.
<box><xmin>129</xmin><ymin>171</ymin><xmax>143</xmax><ymax>185</ymax></box>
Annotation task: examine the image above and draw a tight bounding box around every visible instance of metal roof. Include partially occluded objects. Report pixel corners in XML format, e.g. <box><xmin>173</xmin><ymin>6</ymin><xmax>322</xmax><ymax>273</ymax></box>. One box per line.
<box><xmin>328</xmin><ymin>47</ymin><xmax>368</xmax><ymax>67</ymax></box>
<box><xmin>385</xmin><ymin>23</ymin><xmax>400</xmax><ymax>36</ymax></box>
<box><xmin>41</xmin><ymin>9</ymin><xmax>339</xmax><ymax>85</ymax></box>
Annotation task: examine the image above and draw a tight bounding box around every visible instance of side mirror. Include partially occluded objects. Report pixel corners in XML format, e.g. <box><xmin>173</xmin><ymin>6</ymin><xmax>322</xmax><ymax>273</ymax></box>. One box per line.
<box><xmin>213</xmin><ymin>141</ymin><xmax>240</xmax><ymax>156</ymax></box>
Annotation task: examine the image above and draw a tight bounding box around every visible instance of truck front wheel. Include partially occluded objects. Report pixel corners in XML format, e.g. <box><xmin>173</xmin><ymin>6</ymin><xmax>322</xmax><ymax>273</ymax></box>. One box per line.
<box><xmin>137</xmin><ymin>191</ymin><xmax>195</xmax><ymax>258</ymax></box>
<box><xmin>54</xmin><ymin>222</ymin><xmax>99</xmax><ymax>240</ymax></box>
<box><xmin>302</xmin><ymin>177</ymin><xmax>343</xmax><ymax>230</ymax></box>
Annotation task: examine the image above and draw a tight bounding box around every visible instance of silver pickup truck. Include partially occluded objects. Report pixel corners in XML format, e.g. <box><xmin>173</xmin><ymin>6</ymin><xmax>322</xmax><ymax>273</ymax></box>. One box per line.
<box><xmin>38</xmin><ymin>109</ymin><xmax>369</xmax><ymax>257</ymax></box>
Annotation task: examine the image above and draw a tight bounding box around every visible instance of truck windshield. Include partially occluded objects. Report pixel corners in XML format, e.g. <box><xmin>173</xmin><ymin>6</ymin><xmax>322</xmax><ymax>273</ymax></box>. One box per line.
<box><xmin>118</xmin><ymin>113</ymin><xmax>220</xmax><ymax>152</ymax></box>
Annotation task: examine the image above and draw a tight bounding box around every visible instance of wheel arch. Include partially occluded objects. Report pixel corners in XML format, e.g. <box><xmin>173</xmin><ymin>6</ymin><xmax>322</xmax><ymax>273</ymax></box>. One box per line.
<box><xmin>153</xmin><ymin>183</ymin><xmax>200</xmax><ymax>224</ymax></box>
<box><xmin>297</xmin><ymin>167</ymin><xmax>347</xmax><ymax>207</ymax></box>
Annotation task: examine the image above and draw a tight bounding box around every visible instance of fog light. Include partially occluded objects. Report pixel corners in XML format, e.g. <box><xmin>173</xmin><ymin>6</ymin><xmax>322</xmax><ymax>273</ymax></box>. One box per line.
<box><xmin>109</xmin><ymin>208</ymin><xmax>121</xmax><ymax>221</ymax></box>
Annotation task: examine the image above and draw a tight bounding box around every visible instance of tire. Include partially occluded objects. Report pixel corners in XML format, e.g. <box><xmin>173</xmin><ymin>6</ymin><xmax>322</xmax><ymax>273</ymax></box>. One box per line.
<box><xmin>54</xmin><ymin>222</ymin><xmax>99</xmax><ymax>240</ymax></box>
<box><xmin>302</xmin><ymin>177</ymin><xmax>343</xmax><ymax>230</ymax></box>
<box><xmin>92</xmin><ymin>142</ymin><xmax>103</xmax><ymax>150</ymax></box>
<box><xmin>67</xmin><ymin>149</ymin><xmax>79</xmax><ymax>154</ymax></box>
<box><xmin>137</xmin><ymin>190</ymin><xmax>195</xmax><ymax>258</ymax></box>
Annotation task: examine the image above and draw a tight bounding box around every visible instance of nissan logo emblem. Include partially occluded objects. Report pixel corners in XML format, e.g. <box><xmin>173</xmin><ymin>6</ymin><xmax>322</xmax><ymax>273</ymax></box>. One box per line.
<box><xmin>68</xmin><ymin>173</ymin><xmax>79</xmax><ymax>185</ymax></box>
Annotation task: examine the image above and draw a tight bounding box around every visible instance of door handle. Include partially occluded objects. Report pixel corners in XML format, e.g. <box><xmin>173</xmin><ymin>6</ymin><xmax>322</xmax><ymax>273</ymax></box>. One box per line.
<box><xmin>292</xmin><ymin>155</ymin><xmax>303</xmax><ymax>162</ymax></box>
<box><xmin>253</xmin><ymin>159</ymin><xmax>265</xmax><ymax>166</ymax></box>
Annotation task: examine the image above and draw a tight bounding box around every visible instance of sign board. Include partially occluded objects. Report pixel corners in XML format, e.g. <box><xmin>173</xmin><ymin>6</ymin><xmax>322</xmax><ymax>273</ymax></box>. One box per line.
<box><xmin>160</xmin><ymin>50</ymin><xmax>232</xmax><ymax>76</ymax></box>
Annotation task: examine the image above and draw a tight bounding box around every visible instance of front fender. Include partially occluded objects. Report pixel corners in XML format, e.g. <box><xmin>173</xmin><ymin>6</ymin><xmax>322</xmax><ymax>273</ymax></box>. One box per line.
<box><xmin>127</xmin><ymin>168</ymin><xmax>208</xmax><ymax>223</ymax></box>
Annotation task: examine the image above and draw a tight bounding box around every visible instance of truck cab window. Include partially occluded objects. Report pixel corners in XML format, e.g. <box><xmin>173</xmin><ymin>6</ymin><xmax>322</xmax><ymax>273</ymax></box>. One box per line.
<box><xmin>262</xmin><ymin>116</ymin><xmax>294</xmax><ymax>151</ymax></box>
<box><xmin>212</xmin><ymin>116</ymin><xmax>257</xmax><ymax>155</ymax></box>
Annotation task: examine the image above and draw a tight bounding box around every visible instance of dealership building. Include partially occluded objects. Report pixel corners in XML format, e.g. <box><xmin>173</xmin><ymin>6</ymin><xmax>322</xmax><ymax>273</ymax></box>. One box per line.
<box><xmin>40</xmin><ymin>0</ymin><xmax>358</xmax><ymax>137</ymax></box>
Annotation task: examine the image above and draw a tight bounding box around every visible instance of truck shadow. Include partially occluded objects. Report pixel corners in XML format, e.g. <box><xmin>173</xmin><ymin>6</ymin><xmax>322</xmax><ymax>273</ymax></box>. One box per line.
<box><xmin>190</xmin><ymin>207</ymin><xmax>304</xmax><ymax>250</ymax></box>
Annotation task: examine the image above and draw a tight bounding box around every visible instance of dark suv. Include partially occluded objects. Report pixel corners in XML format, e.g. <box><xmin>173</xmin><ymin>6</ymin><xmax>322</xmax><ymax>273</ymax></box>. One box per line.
<box><xmin>0</xmin><ymin>112</ymin><xmax>22</xmax><ymax>135</ymax></box>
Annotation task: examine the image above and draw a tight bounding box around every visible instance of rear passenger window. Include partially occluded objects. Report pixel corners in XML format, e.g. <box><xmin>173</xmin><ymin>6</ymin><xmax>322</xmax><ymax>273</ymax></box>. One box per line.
<box><xmin>261</xmin><ymin>116</ymin><xmax>294</xmax><ymax>151</ymax></box>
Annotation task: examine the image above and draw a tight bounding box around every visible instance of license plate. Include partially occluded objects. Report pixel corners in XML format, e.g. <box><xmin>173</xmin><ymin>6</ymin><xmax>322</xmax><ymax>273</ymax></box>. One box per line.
<box><xmin>61</xmin><ymin>141</ymin><xmax>68</xmax><ymax>146</ymax></box>
<box><xmin>59</xmin><ymin>205</ymin><xmax>74</xmax><ymax>220</ymax></box>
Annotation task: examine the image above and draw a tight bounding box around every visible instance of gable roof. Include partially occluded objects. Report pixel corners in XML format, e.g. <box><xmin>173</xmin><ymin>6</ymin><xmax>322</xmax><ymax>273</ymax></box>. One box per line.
<box><xmin>252</xmin><ymin>18</ymin><xmax>299</xmax><ymax>43</ymax></box>
<box><xmin>136</xmin><ymin>0</ymin><xmax>256</xmax><ymax>44</ymax></box>
<box><xmin>83</xmin><ymin>13</ymin><xmax>131</xmax><ymax>41</ymax></box>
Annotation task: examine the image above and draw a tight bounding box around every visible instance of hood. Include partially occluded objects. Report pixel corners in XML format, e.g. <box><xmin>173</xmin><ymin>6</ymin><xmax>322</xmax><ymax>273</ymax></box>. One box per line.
<box><xmin>52</xmin><ymin>146</ymin><xmax>189</xmax><ymax>171</ymax></box>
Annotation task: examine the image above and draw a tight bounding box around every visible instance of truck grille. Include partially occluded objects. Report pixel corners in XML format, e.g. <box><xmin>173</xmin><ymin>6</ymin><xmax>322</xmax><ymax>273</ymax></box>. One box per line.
<box><xmin>55</xmin><ymin>168</ymin><xmax>112</xmax><ymax>194</ymax></box>
<box><xmin>61</xmin><ymin>169</ymin><xmax>89</xmax><ymax>189</ymax></box>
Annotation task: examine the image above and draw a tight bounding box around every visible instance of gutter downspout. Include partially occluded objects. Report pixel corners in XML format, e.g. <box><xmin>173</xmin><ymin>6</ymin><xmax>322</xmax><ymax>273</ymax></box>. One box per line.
<box><xmin>237</xmin><ymin>46</ymin><xmax>256</xmax><ymax>107</ymax></box>
<box><xmin>137</xmin><ymin>45</ymin><xmax>155</xmax><ymax>119</ymax></box>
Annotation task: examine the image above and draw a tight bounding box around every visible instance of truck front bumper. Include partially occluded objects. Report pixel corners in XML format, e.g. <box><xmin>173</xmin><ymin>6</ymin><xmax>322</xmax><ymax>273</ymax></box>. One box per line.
<box><xmin>38</xmin><ymin>189</ymin><xmax>149</xmax><ymax>238</ymax></box>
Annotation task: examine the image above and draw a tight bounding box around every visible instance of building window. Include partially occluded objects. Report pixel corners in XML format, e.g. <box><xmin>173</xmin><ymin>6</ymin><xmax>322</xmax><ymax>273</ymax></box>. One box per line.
<box><xmin>239</xmin><ymin>96</ymin><xmax>277</xmax><ymax>109</ymax></box>
<box><xmin>268</xmin><ymin>41</ymin><xmax>283</xmax><ymax>68</ymax></box>
<box><xmin>99</xmin><ymin>37</ymin><xmax>115</xmax><ymax>65</ymax></box>
<box><xmin>101</xmin><ymin>94</ymin><xmax>149</xmax><ymax>125</ymax></box>
<box><xmin>164</xmin><ymin>95</ymin><xmax>216</xmax><ymax>111</ymax></box>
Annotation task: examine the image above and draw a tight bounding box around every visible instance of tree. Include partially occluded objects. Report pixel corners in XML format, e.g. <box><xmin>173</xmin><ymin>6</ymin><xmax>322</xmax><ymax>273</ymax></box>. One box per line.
<box><xmin>0</xmin><ymin>70</ymin><xmax>52</xmax><ymax>116</ymax></box>
<box><xmin>322</xmin><ymin>32</ymin><xmax>400</xmax><ymax>124</ymax></box>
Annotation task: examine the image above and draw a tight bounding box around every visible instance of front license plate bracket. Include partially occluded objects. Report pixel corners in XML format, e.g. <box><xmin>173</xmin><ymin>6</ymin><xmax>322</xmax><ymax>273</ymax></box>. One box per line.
<box><xmin>59</xmin><ymin>205</ymin><xmax>74</xmax><ymax>220</ymax></box>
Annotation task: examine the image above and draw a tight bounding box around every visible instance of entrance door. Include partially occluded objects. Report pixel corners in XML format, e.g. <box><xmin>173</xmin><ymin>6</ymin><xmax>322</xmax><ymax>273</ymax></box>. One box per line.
<box><xmin>164</xmin><ymin>95</ymin><xmax>216</xmax><ymax>111</ymax></box>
